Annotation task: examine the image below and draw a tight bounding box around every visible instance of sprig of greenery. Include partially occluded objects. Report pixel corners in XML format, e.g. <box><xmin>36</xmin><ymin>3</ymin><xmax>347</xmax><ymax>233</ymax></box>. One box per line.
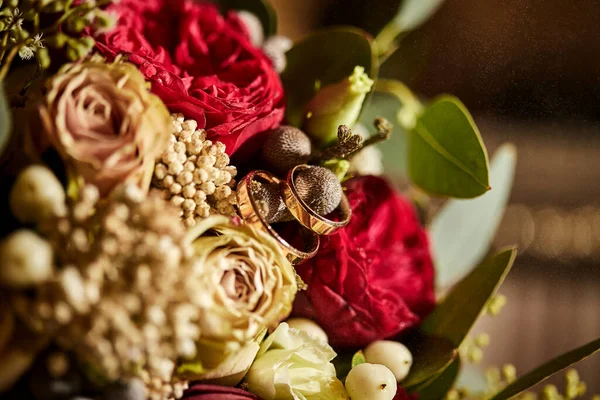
<box><xmin>0</xmin><ymin>0</ymin><xmax>115</xmax><ymax>80</ymax></box>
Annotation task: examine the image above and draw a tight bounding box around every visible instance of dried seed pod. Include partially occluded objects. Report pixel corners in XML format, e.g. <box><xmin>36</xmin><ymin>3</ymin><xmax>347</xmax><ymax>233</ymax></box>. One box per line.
<box><xmin>251</xmin><ymin>181</ymin><xmax>292</xmax><ymax>223</ymax></box>
<box><xmin>252</xmin><ymin>166</ymin><xmax>343</xmax><ymax>224</ymax></box>
<box><xmin>261</xmin><ymin>126</ymin><xmax>312</xmax><ymax>175</ymax></box>
<box><xmin>295</xmin><ymin>166</ymin><xmax>343</xmax><ymax>217</ymax></box>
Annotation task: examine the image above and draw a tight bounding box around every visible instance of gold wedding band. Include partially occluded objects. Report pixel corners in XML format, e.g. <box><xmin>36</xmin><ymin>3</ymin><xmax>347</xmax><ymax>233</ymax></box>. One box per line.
<box><xmin>237</xmin><ymin>170</ymin><xmax>320</xmax><ymax>264</ymax></box>
<box><xmin>281</xmin><ymin>165</ymin><xmax>351</xmax><ymax>235</ymax></box>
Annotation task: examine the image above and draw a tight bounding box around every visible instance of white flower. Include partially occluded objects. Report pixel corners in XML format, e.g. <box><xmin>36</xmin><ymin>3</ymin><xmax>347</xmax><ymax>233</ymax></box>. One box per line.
<box><xmin>245</xmin><ymin>323</ymin><xmax>348</xmax><ymax>400</ymax></box>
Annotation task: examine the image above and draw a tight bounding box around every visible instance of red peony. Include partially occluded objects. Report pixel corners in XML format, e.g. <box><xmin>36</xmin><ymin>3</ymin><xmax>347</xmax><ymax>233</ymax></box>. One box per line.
<box><xmin>94</xmin><ymin>0</ymin><xmax>285</xmax><ymax>156</ymax></box>
<box><xmin>292</xmin><ymin>176</ymin><xmax>436</xmax><ymax>348</ymax></box>
<box><xmin>182</xmin><ymin>384</ymin><xmax>262</xmax><ymax>400</ymax></box>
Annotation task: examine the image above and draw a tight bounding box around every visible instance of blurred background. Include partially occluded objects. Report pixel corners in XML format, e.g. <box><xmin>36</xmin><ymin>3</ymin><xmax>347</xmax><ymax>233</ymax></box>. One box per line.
<box><xmin>271</xmin><ymin>0</ymin><xmax>600</xmax><ymax>394</ymax></box>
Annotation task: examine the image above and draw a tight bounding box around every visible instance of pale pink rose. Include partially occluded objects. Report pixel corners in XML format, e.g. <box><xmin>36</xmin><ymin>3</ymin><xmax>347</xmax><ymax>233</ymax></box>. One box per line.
<box><xmin>28</xmin><ymin>60</ymin><xmax>170</xmax><ymax>196</ymax></box>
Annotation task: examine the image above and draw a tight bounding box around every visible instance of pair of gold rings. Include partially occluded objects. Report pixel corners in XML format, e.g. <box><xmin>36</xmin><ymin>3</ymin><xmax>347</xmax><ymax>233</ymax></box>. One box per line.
<box><xmin>236</xmin><ymin>165</ymin><xmax>351</xmax><ymax>264</ymax></box>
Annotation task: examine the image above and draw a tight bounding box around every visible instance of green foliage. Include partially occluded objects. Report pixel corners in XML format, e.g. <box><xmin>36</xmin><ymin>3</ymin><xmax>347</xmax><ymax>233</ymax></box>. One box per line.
<box><xmin>281</xmin><ymin>27</ymin><xmax>378</xmax><ymax>128</ymax></box>
<box><xmin>408</xmin><ymin>95</ymin><xmax>490</xmax><ymax>198</ymax></box>
<box><xmin>421</xmin><ymin>248</ymin><xmax>517</xmax><ymax>347</ymax></box>
<box><xmin>394</xmin><ymin>0</ymin><xmax>446</xmax><ymax>32</ymax></box>
<box><xmin>360</xmin><ymin>80</ymin><xmax>406</xmax><ymax>177</ymax></box>
<box><xmin>415</xmin><ymin>357</ymin><xmax>461</xmax><ymax>399</ymax></box>
<box><xmin>351</xmin><ymin>350</ymin><xmax>366</xmax><ymax>368</ymax></box>
<box><xmin>0</xmin><ymin>81</ymin><xmax>10</xmax><ymax>157</ymax></box>
<box><xmin>430</xmin><ymin>144</ymin><xmax>517</xmax><ymax>289</ymax></box>
<box><xmin>0</xmin><ymin>0</ymin><xmax>115</xmax><ymax>79</ymax></box>
<box><xmin>211</xmin><ymin>0</ymin><xmax>277</xmax><ymax>36</ymax></box>
<box><xmin>376</xmin><ymin>0</ymin><xmax>447</xmax><ymax>56</ymax></box>
<box><xmin>403</xmin><ymin>335</ymin><xmax>457</xmax><ymax>390</ymax></box>
<box><xmin>488</xmin><ymin>338</ymin><xmax>600</xmax><ymax>400</ymax></box>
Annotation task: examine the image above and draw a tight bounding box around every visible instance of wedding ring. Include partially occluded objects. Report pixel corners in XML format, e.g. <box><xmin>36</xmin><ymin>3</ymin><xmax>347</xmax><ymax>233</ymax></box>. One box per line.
<box><xmin>237</xmin><ymin>170</ymin><xmax>320</xmax><ymax>264</ymax></box>
<box><xmin>280</xmin><ymin>165</ymin><xmax>352</xmax><ymax>235</ymax></box>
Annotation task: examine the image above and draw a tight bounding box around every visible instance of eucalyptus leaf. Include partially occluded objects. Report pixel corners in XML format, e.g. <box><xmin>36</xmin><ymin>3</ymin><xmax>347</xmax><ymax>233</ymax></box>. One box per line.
<box><xmin>489</xmin><ymin>337</ymin><xmax>600</xmax><ymax>400</ymax></box>
<box><xmin>281</xmin><ymin>27</ymin><xmax>377</xmax><ymax>127</ymax></box>
<box><xmin>358</xmin><ymin>90</ymin><xmax>407</xmax><ymax>177</ymax></box>
<box><xmin>421</xmin><ymin>248</ymin><xmax>517</xmax><ymax>347</ymax></box>
<box><xmin>415</xmin><ymin>357</ymin><xmax>461</xmax><ymax>400</ymax></box>
<box><xmin>431</xmin><ymin>144</ymin><xmax>517</xmax><ymax>289</ymax></box>
<box><xmin>408</xmin><ymin>95</ymin><xmax>490</xmax><ymax>198</ymax></box>
<box><xmin>395</xmin><ymin>0</ymin><xmax>446</xmax><ymax>32</ymax></box>
<box><xmin>402</xmin><ymin>334</ymin><xmax>457</xmax><ymax>389</ymax></box>
<box><xmin>0</xmin><ymin>82</ymin><xmax>11</xmax><ymax>158</ymax></box>
<box><xmin>210</xmin><ymin>0</ymin><xmax>277</xmax><ymax>36</ymax></box>
<box><xmin>351</xmin><ymin>350</ymin><xmax>366</xmax><ymax>368</ymax></box>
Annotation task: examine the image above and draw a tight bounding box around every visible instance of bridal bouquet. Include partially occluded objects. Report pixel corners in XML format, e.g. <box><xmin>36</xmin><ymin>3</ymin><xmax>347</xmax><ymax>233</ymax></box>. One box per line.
<box><xmin>0</xmin><ymin>1</ymin><xmax>598</xmax><ymax>400</ymax></box>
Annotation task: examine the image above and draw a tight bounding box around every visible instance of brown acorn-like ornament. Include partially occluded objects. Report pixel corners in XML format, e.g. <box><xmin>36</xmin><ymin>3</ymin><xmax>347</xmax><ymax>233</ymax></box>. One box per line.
<box><xmin>261</xmin><ymin>126</ymin><xmax>312</xmax><ymax>175</ymax></box>
<box><xmin>252</xmin><ymin>166</ymin><xmax>343</xmax><ymax>224</ymax></box>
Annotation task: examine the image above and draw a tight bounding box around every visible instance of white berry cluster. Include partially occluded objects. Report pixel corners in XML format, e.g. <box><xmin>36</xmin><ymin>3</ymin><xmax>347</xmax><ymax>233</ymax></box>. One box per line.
<box><xmin>152</xmin><ymin>114</ymin><xmax>238</xmax><ymax>227</ymax></box>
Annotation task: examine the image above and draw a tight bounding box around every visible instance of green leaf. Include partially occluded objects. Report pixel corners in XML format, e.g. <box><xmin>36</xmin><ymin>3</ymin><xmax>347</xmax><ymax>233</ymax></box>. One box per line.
<box><xmin>351</xmin><ymin>350</ymin><xmax>366</xmax><ymax>367</ymax></box>
<box><xmin>416</xmin><ymin>357</ymin><xmax>461</xmax><ymax>400</ymax></box>
<box><xmin>403</xmin><ymin>335</ymin><xmax>457</xmax><ymax>389</ymax></box>
<box><xmin>211</xmin><ymin>0</ymin><xmax>277</xmax><ymax>36</ymax></box>
<box><xmin>421</xmin><ymin>248</ymin><xmax>517</xmax><ymax>347</ymax></box>
<box><xmin>0</xmin><ymin>82</ymin><xmax>11</xmax><ymax>158</ymax></box>
<box><xmin>489</xmin><ymin>337</ymin><xmax>600</xmax><ymax>400</ymax></box>
<box><xmin>281</xmin><ymin>27</ymin><xmax>378</xmax><ymax>128</ymax></box>
<box><xmin>359</xmin><ymin>90</ymin><xmax>407</xmax><ymax>177</ymax></box>
<box><xmin>408</xmin><ymin>95</ymin><xmax>490</xmax><ymax>198</ymax></box>
<box><xmin>395</xmin><ymin>0</ymin><xmax>446</xmax><ymax>32</ymax></box>
<box><xmin>431</xmin><ymin>144</ymin><xmax>517</xmax><ymax>289</ymax></box>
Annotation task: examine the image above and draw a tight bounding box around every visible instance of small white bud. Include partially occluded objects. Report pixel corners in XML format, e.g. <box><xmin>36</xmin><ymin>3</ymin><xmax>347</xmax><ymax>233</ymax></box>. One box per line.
<box><xmin>345</xmin><ymin>363</ymin><xmax>397</xmax><ymax>400</ymax></box>
<box><xmin>286</xmin><ymin>318</ymin><xmax>328</xmax><ymax>343</ymax></box>
<box><xmin>0</xmin><ymin>230</ymin><xmax>54</xmax><ymax>288</ymax></box>
<box><xmin>364</xmin><ymin>340</ymin><xmax>413</xmax><ymax>382</ymax></box>
<box><xmin>10</xmin><ymin>165</ymin><xmax>65</xmax><ymax>224</ymax></box>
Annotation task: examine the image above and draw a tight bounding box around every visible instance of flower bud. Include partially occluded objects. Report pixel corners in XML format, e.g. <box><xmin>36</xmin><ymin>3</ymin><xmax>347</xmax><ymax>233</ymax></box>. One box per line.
<box><xmin>36</xmin><ymin>47</ymin><xmax>51</xmax><ymax>70</ymax></box>
<box><xmin>304</xmin><ymin>66</ymin><xmax>374</xmax><ymax>145</ymax></box>
<box><xmin>364</xmin><ymin>340</ymin><xmax>413</xmax><ymax>382</ymax></box>
<box><xmin>46</xmin><ymin>33</ymin><xmax>69</xmax><ymax>48</ymax></box>
<box><xmin>286</xmin><ymin>318</ymin><xmax>328</xmax><ymax>343</ymax></box>
<box><xmin>10</xmin><ymin>165</ymin><xmax>66</xmax><ymax>224</ymax></box>
<box><xmin>0</xmin><ymin>230</ymin><xmax>54</xmax><ymax>288</ymax></box>
<box><xmin>345</xmin><ymin>363</ymin><xmax>397</xmax><ymax>400</ymax></box>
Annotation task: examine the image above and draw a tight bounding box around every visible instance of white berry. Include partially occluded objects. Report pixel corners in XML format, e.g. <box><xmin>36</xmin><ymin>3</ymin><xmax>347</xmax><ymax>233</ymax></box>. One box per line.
<box><xmin>345</xmin><ymin>363</ymin><xmax>397</xmax><ymax>400</ymax></box>
<box><xmin>286</xmin><ymin>318</ymin><xmax>328</xmax><ymax>343</ymax></box>
<box><xmin>10</xmin><ymin>165</ymin><xmax>65</xmax><ymax>224</ymax></box>
<box><xmin>0</xmin><ymin>230</ymin><xmax>54</xmax><ymax>287</ymax></box>
<box><xmin>365</xmin><ymin>340</ymin><xmax>413</xmax><ymax>382</ymax></box>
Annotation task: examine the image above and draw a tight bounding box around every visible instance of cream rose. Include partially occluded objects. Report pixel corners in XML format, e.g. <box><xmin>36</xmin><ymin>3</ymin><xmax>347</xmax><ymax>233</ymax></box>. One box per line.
<box><xmin>245</xmin><ymin>323</ymin><xmax>348</xmax><ymax>400</ymax></box>
<box><xmin>187</xmin><ymin>215</ymin><xmax>298</xmax><ymax>347</ymax></box>
<box><xmin>28</xmin><ymin>59</ymin><xmax>170</xmax><ymax>196</ymax></box>
<box><xmin>177</xmin><ymin>216</ymin><xmax>298</xmax><ymax>381</ymax></box>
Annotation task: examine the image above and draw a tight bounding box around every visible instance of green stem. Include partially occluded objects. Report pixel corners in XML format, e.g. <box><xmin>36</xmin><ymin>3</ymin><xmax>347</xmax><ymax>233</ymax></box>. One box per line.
<box><xmin>375</xmin><ymin>79</ymin><xmax>424</xmax><ymax>130</ymax></box>
<box><xmin>0</xmin><ymin>43</ymin><xmax>25</xmax><ymax>81</ymax></box>
<box><xmin>376</xmin><ymin>22</ymin><xmax>403</xmax><ymax>58</ymax></box>
<box><xmin>0</xmin><ymin>32</ymin><xmax>10</xmax><ymax>64</ymax></box>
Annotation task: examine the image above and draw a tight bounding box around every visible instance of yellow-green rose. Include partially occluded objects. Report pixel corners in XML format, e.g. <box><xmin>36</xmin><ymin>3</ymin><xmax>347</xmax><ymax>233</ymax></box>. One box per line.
<box><xmin>181</xmin><ymin>216</ymin><xmax>298</xmax><ymax>379</ymax></box>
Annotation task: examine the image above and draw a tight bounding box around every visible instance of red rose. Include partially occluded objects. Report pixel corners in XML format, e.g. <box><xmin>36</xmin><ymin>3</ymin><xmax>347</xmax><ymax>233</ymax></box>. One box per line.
<box><xmin>183</xmin><ymin>384</ymin><xmax>262</xmax><ymax>400</ymax></box>
<box><xmin>94</xmin><ymin>0</ymin><xmax>285</xmax><ymax>156</ymax></box>
<box><xmin>292</xmin><ymin>176</ymin><xmax>436</xmax><ymax>348</ymax></box>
